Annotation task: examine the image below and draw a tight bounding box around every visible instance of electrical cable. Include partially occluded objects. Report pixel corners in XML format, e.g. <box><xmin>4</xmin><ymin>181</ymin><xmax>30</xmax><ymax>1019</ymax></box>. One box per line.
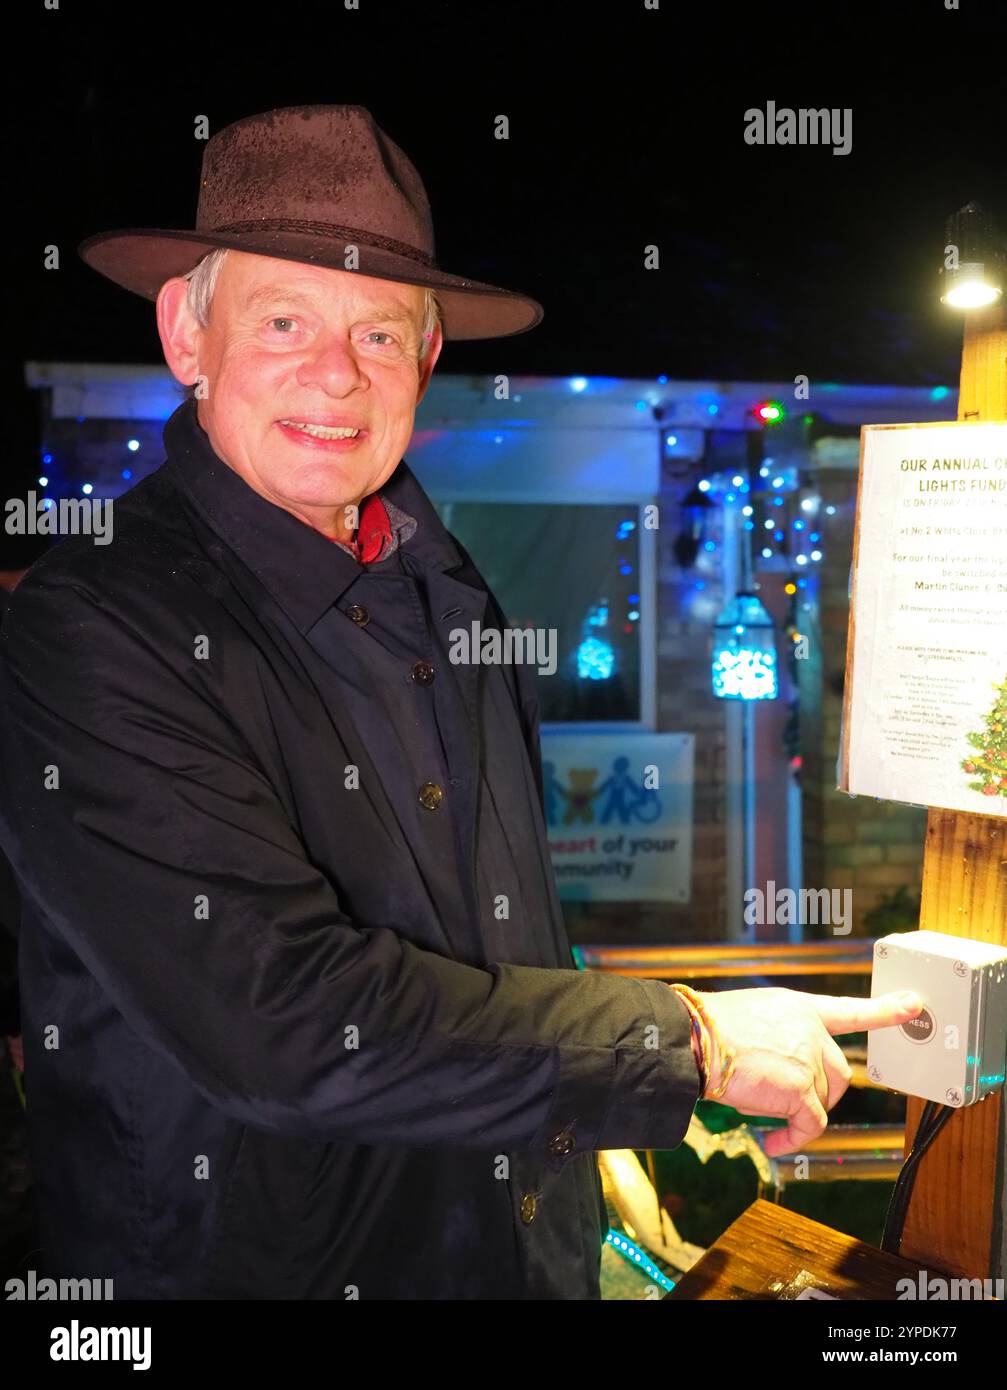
<box><xmin>879</xmin><ymin>1100</ymin><xmax>945</xmax><ymax>1256</ymax></box>
<box><xmin>881</xmin><ymin>1102</ymin><xmax>954</xmax><ymax>1254</ymax></box>
<box><xmin>882</xmin><ymin>1101</ymin><xmax>935</xmax><ymax>1252</ymax></box>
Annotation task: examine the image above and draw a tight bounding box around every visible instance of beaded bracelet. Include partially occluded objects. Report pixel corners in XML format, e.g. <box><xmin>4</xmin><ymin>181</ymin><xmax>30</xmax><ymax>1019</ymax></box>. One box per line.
<box><xmin>674</xmin><ymin>987</ymin><xmax>709</xmax><ymax>1093</ymax></box>
<box><xmin>669</xmin><ymin>982</ymin><xmax>737</xmax><ymax>1102</ymax></box>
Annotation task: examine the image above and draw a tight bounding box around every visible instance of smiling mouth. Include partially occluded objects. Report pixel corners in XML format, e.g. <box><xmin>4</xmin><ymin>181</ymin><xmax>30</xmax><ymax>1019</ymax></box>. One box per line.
<box><xmin>278</xmin><ymin>420</ymin><xmax>362</xmax><ymax>439</ymax></box>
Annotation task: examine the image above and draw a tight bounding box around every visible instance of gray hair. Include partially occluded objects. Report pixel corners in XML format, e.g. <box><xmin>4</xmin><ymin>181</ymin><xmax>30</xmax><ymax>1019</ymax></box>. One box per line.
<box><xmin>180</xmin><ymin>246</ymin><xmax>442</xmax><ymax>369</ymax></box>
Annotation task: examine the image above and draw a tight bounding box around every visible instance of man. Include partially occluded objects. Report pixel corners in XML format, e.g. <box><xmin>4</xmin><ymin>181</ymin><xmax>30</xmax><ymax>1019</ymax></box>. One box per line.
<box><xmin>0</xmin><ymin>105</ymin><xmax>920</xmax><ymax>1300</ymax></box>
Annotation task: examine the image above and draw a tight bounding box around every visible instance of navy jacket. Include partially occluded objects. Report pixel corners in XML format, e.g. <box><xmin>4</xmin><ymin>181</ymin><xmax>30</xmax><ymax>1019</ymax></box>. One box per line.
<box><xmin>0</xmin><ymin>399</ymin><xmax>700</xmax><ymax>1299</ymax></box>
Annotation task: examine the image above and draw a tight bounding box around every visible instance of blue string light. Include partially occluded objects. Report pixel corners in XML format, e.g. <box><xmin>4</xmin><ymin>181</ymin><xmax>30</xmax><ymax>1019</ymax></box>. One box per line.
<box><xmin>679</xmin><ymin>457</ymin><xmax>832</xmax><ymax>576</ymax></box>
<box><xmin>604</xmin><ymin>1230</ymin><xmax>675</xmax><ymax>1293</ymax></box>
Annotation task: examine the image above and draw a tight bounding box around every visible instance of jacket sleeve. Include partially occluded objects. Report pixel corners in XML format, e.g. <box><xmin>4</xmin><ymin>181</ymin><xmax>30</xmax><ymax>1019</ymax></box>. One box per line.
<box><xmin>0</xmin><ymin>568</ymin><xmax>701</xmax><ymax>1171</ymax></box>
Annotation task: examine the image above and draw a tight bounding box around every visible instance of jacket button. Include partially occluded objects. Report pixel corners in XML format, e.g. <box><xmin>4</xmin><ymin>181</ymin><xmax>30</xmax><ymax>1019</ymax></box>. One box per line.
<box><xmin>345</xmin><ymin>604</ymin><xmax>370</xmax><ymax>627</ymax></box>
<box><xmin>410</xmin><ymin>660</ymin><xmax>435</xmax><ymax>685</ymax></box>
<box><xmin>548</xmin><ymin>1130</ymin><xmax>576</xmax><ymax>1157</ymax></box>
<box><xmin>520</xmin><ymin>1193</ymin><xmax>538</xmax><ymax>1224</ymax></box>
<box><xmin>418</xmin><ymin>781</ymin><xmax>443</xmax><ymax>810</ymax></box>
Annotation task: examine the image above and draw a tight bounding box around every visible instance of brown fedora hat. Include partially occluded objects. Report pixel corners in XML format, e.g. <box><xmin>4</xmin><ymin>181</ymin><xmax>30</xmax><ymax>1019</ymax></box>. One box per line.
<box><xmin>78</xmin><ymin>104</ymin><xmax>543</xmax><ymax>341</ymax></box>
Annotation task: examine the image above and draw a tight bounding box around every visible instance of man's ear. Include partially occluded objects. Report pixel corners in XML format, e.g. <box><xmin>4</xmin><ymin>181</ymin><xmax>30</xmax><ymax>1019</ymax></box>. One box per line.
<box><xmin>415</xmin><ymin>321</ymin><xmax>444</xmax><ymax>406</ymax></box>
<box><xmin>156</xmin><ymin>278</ymin><xmax>201</xmax><ymax>388</ymax></box>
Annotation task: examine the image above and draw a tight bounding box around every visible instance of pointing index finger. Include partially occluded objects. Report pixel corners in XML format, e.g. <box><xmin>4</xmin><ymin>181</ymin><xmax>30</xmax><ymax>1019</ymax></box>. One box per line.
<box><xmin>806</xmin><ymin>990</ymin><xmax>925</xmax><ymax>1036</ymax></box>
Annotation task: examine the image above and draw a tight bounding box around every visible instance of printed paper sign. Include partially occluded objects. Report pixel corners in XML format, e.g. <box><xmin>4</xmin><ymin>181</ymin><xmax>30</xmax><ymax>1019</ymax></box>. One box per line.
<box><xmin>540</xmin><ymin>732</ymin><xmax>693</xmax><ymax>902</ymax></box>
<box><xmin>840</xmin><ymin>421</ymin><xmax>1007</xmax><ymax>816</ymax></box>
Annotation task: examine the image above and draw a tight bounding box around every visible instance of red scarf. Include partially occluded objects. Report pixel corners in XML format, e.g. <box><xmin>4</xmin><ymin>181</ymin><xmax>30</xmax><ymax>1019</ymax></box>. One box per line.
<box><xmin>339</xmin><ymin>493</ymin><xmax>392</xmax><ymax>564</ymax></box>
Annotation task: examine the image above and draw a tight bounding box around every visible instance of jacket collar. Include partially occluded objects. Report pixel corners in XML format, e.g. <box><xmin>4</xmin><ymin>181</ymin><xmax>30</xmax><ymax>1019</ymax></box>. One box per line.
<box><xmin>163</xmin><ymin>397</ymin><xmax>465</xmax><ymax>633</ymax></box>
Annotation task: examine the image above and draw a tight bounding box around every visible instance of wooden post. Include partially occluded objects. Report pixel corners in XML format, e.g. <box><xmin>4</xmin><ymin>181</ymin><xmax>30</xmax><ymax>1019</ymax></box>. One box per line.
<box><xmin>898</xmin><ymin>301</ymin><xmax>1007</xmax><ymax>1279</ymax></box>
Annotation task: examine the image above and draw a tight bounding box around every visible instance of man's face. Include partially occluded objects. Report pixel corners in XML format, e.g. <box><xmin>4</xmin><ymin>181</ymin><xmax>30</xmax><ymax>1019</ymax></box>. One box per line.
<box><xmin>159</xmin><ymin>251</ymin><xmax>441</xmax><ymax>539</ymax></box>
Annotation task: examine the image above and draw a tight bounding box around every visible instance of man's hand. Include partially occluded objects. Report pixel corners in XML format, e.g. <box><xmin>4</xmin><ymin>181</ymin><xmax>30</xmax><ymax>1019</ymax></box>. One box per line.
<box><xmin>694</xmin><ymin>987</ymin><xmax>923</xmax><ymax>1156</ymax></box>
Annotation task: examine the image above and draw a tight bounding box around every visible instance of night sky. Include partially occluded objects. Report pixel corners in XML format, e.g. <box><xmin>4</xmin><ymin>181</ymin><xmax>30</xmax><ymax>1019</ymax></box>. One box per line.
<box><xmin>7</xmin><ymin>0</ymin><xmax>1007</xmax><ymax>482</ymax></box>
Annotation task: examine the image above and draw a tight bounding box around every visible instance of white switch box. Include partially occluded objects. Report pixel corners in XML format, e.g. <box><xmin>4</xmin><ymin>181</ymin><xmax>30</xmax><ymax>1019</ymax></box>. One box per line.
<box><xmin>867</xmin><ymin>930</ymin><xmax>1007</xmax><ymax>1107</ymax></box>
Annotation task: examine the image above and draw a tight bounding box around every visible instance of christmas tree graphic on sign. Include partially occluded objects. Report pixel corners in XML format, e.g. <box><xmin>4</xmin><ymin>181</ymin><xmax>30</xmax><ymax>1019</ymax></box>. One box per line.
<box><xmin>962</xmin><ymin>678</ymin><xmax>1007</xmax><ymax>799</ymax></box>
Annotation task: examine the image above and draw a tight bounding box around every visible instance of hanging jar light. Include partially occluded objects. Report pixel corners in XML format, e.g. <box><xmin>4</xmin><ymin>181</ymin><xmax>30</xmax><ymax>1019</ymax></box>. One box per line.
<box><xmin>711</xmin><ymin>590</ymin><xmax>778</xmax><ymax>700</ymax></box>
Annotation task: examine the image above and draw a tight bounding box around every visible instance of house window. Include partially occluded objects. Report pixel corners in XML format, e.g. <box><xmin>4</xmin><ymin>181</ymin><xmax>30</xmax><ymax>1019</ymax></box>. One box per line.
<box><xmin>432</xmin><ymin>500</ymin><xmax>654</xmax><ymax>728</ymax></box>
